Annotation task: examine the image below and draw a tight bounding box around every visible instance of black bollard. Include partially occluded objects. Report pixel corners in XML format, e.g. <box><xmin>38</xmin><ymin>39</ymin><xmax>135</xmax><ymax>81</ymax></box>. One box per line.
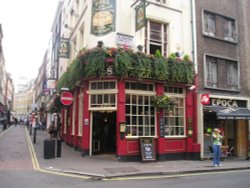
<box><xmin>33</xmin><ymin>127</ymin><xmax>36</xmax><ymax>143</ymax></box>
<box><xmin>29</xmin><ymin>124</ymin><xmax>32</xmax><ymax>135</ymax></box>
<box><xmin>57</xmin><ymin>138</ymin><xmax>62</xmax><ymax>158</ymax></box>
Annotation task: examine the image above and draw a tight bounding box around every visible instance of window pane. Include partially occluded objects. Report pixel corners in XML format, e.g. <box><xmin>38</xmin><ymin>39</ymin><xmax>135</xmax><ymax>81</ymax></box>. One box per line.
<box><xmin>125</xmin><ymin>93</ymin><xmax>156</xmax><ymax>137</ymax></box>
<box><xmin>163</xmin><ymin>95</ymin><xmax>185</xmax><ymax>137</ymax></box>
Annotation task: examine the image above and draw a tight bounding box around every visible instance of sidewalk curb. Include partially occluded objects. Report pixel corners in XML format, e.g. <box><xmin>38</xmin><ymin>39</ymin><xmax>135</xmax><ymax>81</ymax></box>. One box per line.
<box><xmin>40</xmin><ymin>166</ymin><xmax>250</xmax><ymax>179</ymax></box>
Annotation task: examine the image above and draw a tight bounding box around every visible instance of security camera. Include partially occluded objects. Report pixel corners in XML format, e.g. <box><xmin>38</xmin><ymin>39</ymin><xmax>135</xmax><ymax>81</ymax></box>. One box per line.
<box><xmin>188</xmin><ymin>85</ymin><xmax>196</xmax><ymax>90</ymax></box>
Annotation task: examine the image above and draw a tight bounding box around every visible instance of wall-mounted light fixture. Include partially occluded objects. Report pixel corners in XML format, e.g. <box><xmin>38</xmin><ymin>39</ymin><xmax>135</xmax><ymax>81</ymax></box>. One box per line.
<box><xmin>97</xmin><ymin>41</ymin><xmax>104</xmax><ymax>48</ymax></box>
<box><xmin>137</xmin><ymin>45</ymin><xmax>143</xmax><ymax>52</ymax></box>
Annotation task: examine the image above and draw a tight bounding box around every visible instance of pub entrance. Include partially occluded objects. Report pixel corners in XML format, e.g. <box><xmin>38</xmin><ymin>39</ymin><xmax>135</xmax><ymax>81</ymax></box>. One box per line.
<box><xmin>92</xmin><ymin>111</ymin><xmax>116</xmax><ymax>155</ymax></box>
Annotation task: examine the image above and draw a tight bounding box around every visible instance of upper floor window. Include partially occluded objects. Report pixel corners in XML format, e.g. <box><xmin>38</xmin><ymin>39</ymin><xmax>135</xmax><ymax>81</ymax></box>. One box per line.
<box><xmin>203</xmin><ymin>10</ymin><xmax>237</xmax><ymax>43</ymax></box>
<box><xmin>206</xmin><ymin>57</ymin><xmax>218</xmax><ymax>88</ymax></box>
<box><xmin>224</xmin><ymin>18</ymin><xmax>236</xmax><ymax>42</ymax></box>
<box><xmin>145</xmin><ymin>21</ymin><xmax>168</xmax><ymax>57</ymax></box>
<box><xmin>204</xmin><ymin>55</ymin><xmax>239</xmax><ymax>91</ymax></box>
<box><xmin>203</xmin><ymin>11</ymin><xmax>216</xmax><ymax>36</ymax></box>
<box><xmin>226</xmin><ymin>61</ymin><xmax>238</xmax><ymax>89</ymax></box>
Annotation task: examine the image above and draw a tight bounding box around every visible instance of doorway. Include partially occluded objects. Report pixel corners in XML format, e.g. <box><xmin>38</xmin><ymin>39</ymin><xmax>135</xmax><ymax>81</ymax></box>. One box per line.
<box><xmin>92</xmin><ymin>111</ymin><xmax>116</xmax><ymax>155</ymax></box>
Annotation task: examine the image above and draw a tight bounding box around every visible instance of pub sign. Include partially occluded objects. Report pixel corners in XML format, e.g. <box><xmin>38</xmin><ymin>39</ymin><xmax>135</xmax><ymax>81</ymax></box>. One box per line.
<box><xmin>91</xmin><ymin>0</ymin><xmax>116</xmax><ymax>36</ymax></box>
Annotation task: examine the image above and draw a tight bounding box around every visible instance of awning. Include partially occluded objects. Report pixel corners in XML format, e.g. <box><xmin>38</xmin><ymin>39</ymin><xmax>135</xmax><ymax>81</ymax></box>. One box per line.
<box><xmin>204</xmin><ymin>106</ymin><xmax>250</xmax><ymax>120</ymax></box>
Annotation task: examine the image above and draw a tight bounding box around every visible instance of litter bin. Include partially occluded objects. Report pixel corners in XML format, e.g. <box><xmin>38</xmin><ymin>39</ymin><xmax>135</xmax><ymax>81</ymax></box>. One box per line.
<box><xmin>43</xmin><ymin>139</ymin><xmax>55</xmax><ymax>159</ymax></box>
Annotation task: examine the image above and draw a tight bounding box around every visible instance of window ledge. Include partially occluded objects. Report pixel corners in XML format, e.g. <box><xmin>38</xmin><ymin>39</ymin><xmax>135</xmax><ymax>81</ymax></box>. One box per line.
<box><xmin>204</xmin><ymin>86</ymin><xmax>240</xmax><ymax>92</ymax></box>
<box><xmin>203</xmin><ymin>33</ymin><xmax>237</xmax><ymax>44</ymax></box>
<box><xmin>164</xmin><ymin>136</ymin><xmax>187</xmax><ymax>139</ymax></box>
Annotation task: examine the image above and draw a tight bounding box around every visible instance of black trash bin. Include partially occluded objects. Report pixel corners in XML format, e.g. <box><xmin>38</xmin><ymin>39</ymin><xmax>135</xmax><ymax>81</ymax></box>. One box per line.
<box><xmin>43</xmin><ymin>139</ymin><xmax>55</xmax><ymax>159</ymax></box>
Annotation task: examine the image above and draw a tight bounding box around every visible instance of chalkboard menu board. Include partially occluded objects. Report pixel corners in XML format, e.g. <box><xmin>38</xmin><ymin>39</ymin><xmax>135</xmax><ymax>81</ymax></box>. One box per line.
<box><xmin>140</xmin><ymin>137</ymin><xmax>156</xmax><ymax>162</ymax></box>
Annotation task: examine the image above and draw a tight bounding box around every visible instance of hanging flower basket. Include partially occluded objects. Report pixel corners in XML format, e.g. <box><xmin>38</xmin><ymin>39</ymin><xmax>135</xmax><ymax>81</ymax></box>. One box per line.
<box><xmin>152</xmin><ymin>95</ymin><xmax>176</xmax><ymax>110</ymax></box>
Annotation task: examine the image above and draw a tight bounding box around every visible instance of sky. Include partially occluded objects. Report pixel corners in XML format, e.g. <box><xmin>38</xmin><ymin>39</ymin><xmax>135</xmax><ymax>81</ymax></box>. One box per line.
<box><xmin>0</xmin><ymin>0</ymin><xmax>60</xmax><ymax>89</ymax></box>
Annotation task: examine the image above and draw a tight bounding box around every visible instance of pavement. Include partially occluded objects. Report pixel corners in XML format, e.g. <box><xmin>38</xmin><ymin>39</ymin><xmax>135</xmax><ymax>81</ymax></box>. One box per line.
<box><xmin>2</xmin><ymin>125</ymin><xmax>250</xmax><ymax>179</ymax></box>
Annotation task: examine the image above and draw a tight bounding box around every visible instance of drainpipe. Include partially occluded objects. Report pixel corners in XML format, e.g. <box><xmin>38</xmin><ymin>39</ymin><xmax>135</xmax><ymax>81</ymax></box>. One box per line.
<box><xmin>190</xmin><ymin>0</ymin><xmax>198</xmax><ymax>75</ymax></box>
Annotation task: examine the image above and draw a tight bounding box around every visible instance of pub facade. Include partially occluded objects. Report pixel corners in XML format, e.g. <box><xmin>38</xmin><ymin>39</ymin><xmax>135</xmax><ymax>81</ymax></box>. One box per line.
<box><xmin>51</xmin><ymin>0</ymin><xmax>200</xmax><ymax>161</ymax></box>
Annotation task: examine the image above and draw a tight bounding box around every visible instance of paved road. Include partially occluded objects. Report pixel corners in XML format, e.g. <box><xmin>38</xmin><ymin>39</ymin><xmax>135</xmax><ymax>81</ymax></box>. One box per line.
<box><xmin>1</xmin><ymin>126</ymin><xmax>250</xmax><ymax>188</ymax></box>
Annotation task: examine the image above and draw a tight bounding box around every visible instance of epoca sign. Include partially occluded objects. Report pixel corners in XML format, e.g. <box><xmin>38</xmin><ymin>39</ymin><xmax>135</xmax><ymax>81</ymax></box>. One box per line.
<box><xmin>211</xmin><ymin>98</ymin><xmax>238</xmax><ymax>108</ymax></box>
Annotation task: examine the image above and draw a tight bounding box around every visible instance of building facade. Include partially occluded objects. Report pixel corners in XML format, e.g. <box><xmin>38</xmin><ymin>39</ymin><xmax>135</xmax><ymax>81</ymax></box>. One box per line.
<box><xmin>195</xmin><ymin>0</ymin><xmax>250</xmax><ymax>159</ymax></box>
<box><xmin>47</xmin><ymin>0</ymin><xmax>200</xmax><ymax>161</ymax></box>
<box><xmin>0</xmin><ymin>24</ymin><xmax>14</xmax><ymax>127</ymax></box>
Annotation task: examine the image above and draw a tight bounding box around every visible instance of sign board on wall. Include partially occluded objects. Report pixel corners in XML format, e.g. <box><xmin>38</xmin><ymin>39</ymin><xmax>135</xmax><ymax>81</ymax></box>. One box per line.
<box><xmin>91</xmin><ymin>0</ymin><xmax>116</xmax><ymax>36</ymax></box>
<box><xmin>135</xmin><ymin>1</ymin><xmax>146</xmax><ymax>31</ymax></box>
<box><xmin>116</xmin><ymin>33</ymin><xmax>134</xmax><ymax>48</ymax></box>
<box><xmin>58</xmin><ymin>38</ymin><xmax>70</xmax><ymax>58</ymax></box>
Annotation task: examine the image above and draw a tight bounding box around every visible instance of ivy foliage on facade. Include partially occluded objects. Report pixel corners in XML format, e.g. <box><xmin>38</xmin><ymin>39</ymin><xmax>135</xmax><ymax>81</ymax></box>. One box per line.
<box><xmin>57</xmin><ymin>47</ymin><xmax>195</xmax><ymax>90</ymax></box>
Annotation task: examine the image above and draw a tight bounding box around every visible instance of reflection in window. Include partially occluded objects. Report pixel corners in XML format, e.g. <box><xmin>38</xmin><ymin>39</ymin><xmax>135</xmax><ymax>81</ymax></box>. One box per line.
<box><xmin>164</xmin><ymin>87</ymin><xmax>185</xmax><ymax>137</ymax></box>
<box><xmin>125</xmin><ymin>95</ymin><xmax>156</xmax><ymax>137</ymax></box>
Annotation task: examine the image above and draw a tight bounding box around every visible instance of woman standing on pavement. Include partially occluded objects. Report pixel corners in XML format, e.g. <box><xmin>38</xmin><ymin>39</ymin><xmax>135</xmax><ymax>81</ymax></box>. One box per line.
<box><xmin>212</xmin><ymin>128</ymin><xmax>224</xmax><ymax>167</ymax></box>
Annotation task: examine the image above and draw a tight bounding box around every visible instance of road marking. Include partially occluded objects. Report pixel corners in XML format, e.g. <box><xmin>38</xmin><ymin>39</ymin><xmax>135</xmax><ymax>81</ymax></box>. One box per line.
<box><xmin>25</xmin><ymin>128</ymin><xmax>90</xmax><ymax>179</ymax></box>
<box><xmin>103</xmin><ymin>169</ymin><xmax>250</xmax><ymax>181</ymax></box>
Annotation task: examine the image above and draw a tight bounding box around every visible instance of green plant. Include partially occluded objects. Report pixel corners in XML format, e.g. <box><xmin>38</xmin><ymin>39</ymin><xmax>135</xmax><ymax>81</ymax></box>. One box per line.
<box><xmin>56</xmin><ymin>47</ymin><xmax>195</xmax><ymax>90</ymax></box>
<box><xmin>152</xmin><ymin>95</ymin><xmax>176</xmax><ymax>110</ymax></box>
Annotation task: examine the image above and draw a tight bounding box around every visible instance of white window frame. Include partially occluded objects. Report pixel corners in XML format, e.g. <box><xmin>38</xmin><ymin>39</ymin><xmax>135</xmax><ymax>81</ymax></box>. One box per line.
<box><xmin>224</xmin><ymin>18</ymin><xmax>236</xmax><ymax>42</ymax></box>
<box><xmin>205</xmin><ymin>57</ymin><xmax>218</xmax><ymax>88</ymax></box>
<box><xmin>227</xmin><ymin>62</ymin><xmax>238</xmax><ymax>89</ymax></box>
<box><xmin>125</xmin><ymin>82</ymin><xmax>156</xmax><ymax>138</ymax></box>
<box><xmin>145</xmin><ymin>20</ymin><xmax>168</xmax><ymax>57</ymax></box>
<box><xmin>203</xmin><ymin>11</ymin><xmax>216</xmax><ymax>37</ymax></box>
<box><xmin>88</xmin><ymin>80</ymin><xmax>118</xmax><ymax>111</ymax></box>
<box><xmin>164</xmin><ymin>87</ymin><xmax>186</xmax><ymax>138</ymax></box>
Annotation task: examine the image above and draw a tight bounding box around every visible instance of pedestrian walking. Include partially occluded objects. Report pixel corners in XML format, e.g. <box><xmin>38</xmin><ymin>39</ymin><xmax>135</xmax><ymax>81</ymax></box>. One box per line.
<box><xmin>48</xmin><ymin>124</ymin><xmax>57</xmax><ymax>140</ymax></box>
<box><xmin>211</xmin><ymin>128</ymin><xmax>223</xmax><ymax>167</ymax></box>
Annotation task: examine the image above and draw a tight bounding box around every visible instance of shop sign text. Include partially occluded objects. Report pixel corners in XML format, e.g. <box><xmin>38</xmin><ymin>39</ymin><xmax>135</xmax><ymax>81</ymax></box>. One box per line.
<box><xmin>211</xmin><ymin>99</ymin><xmax>238</xmax><ymax>108</ymax></box>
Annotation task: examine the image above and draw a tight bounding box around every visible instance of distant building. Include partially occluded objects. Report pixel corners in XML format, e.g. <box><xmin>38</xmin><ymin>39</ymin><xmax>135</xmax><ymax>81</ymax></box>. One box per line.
<box><xmin>0</xmin><ymin>24</ymin><xmax>14</xmax><ymax>126</ymax></box>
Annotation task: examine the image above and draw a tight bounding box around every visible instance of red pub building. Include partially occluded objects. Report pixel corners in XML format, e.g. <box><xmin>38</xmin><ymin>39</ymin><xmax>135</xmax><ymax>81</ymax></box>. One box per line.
<box><xmin>56</xmin><ymin>47</ymin><xmax>200</xmax><ymax>161</ymax></box>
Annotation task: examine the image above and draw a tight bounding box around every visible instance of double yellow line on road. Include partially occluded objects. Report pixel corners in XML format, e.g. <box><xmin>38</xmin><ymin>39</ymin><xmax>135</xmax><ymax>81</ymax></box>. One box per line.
<box><xmin>25</xmin><ymin>128</ymin><xmax>90</xmax><ymax>179</ymax></box>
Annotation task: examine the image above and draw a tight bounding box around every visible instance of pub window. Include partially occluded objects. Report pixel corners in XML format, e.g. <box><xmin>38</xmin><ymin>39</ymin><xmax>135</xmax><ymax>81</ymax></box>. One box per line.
<box><xmin>78</xmin><ymin>88</ymin><xmax>83</xmax><ymax>136</ymax></box>
<box><xmin>72</xmin><ymin>91</ymin><xmax>77</xmax><ymax>135</ymax></box>
<box><xmin>203</xmin><ymin>11</ymin><xmax>216</xmax><ymax>37</ymax></box>
<box><xmin>125</xmin><ymin>82</ymin><xmax>154</xmax><ymax>91</ymax></box>
<box><xmin>89</xmin><ymin>81</ymin><xmax>117</xmax><ymax>110</ymax></box>
<box><xmin>163</xmin><ymin>86</ymin><xmax>185</xmax><ymax>137</ymax></box>
<box><xmin>145</xmin><ymin>20</ymin><xmax>168</xmax><ymax>57</ymax></box>
<box><xmin>125</xmin><ymin>95</ymin><xmax>156</xmax><ymax>137</ymax></box>
<box><xmin>224</xmin><ymin>17</ymin><xmax>236</xmax><ymax>42</ymax></box>
<box><xmin>125</xmin><ymin>82</ymin><xmax>156</xmax><ymax>137</ymax></box>
<box><xmin>205</xmin><ymin>56</ymin><xmax>218</xmax><ymax>88</ymax></box>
